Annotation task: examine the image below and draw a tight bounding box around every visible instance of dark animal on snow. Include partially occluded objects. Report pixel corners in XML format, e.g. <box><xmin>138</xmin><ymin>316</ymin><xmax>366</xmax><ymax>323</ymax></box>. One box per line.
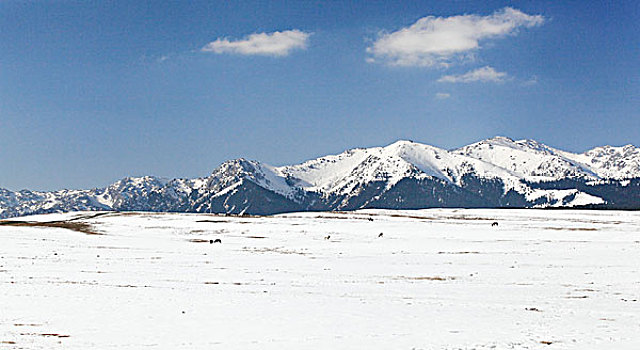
<box><xmin>491</xmin><ymin>222</ymin><xmax>499</xmax><ymax>227</ymax></box>
<box><xmin>378</xmin><ymin>232</ymin><xmax>383</xmax><ymax>238</ymax></box>
<box><xmin>213</xmin><ymin>239</ymin><xmax>222</xmax><ymax>243</ymax></box>
<box><xmin>324</xmin><ymin>235</ymin><xmax>330</xmax><ymax>240</ymax></box>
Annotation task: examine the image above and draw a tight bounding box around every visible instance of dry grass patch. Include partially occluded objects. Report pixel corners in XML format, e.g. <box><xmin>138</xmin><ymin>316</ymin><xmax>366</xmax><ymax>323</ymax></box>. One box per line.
<box><xmin>313</xmin><ymin>215</ymin><xmax>351</xmax><ymax>220</ymax></box>
<box><xmin>187</xmin><ymin>239</ymin><xmax>211</xmax><ymax>243</ymax></box>
<box><xmin>545</xmin><ymin>227</ymin><xmax>597</xmax><ymax>231</ymax></box>
<box><xmin>19</xmin><ymin>333</ymin><xmax>70</xmax><ymax>338</ymax></box>
<box><xmin>80</xmin><ymin>270</ymin><xmax>110</xmax><ymax>274</ymax></box>
<box><xmin>244</xmin><ymin>246</ymin><xmax>308</xmax><ymax>255</ymax></box>
<box><xmin>393</xmin><ymin>276</ymin><xmax>456</xmax><ymax>281</ymax></box>
<box><xmin>0</xmin><ymin>220</ymin><xmax>100</xmax><ymax>235</ymax></box>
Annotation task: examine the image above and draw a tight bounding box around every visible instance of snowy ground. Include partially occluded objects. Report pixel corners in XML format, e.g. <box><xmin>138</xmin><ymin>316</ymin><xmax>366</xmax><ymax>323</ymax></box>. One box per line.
<box><xmin>1</xmin><ymin>209</ymin><xmax>639</xmax><ymax>349</ymax></box>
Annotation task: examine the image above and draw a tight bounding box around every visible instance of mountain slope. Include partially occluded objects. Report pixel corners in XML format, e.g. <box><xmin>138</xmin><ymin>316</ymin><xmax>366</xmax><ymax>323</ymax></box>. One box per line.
<box><xmin>453</xmin><ymin>136</ymin><xmax>599</xmax><ymax>181</ymax></box>
<box><xmin>1</xmin><ymin>137</ymin><xmax>639</xmax><ymax>218</ymax></box>
<box><xmin>556</xmin><ymin>144</ymin><xmax>640</xmax><ymax>180</ymax></box>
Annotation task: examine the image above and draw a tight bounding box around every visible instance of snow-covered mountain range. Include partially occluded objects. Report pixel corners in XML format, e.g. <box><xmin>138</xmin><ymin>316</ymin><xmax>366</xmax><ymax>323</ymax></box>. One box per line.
<box><xmin>2</xmin><ymin>137</ymin><xmax>639</xmax><ymax>218</ymax></box>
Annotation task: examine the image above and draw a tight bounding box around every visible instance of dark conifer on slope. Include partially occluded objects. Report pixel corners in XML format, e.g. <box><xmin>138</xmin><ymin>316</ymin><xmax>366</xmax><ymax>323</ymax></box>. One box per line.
<box><xmin>2</xmin><ymin>137</ymin><xmax>639</xmax><ymax>218</ymax></box>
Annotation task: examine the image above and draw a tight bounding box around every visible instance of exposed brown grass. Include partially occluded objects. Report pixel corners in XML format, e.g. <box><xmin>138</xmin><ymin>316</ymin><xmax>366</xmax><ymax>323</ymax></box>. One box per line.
<box><xmin>187</xmin><ymin>239</ymin><xmax>211</xmax><ymax>243</ymax></box>
<box><xmin>80</xmin><ymin>270</ymin><xmax>110</xmax><ymax>274</ymax></box>
<box><xmin>197</xmin><ymin>219</ymin><xmax>255</xmax><ymax>224</ymax></box>
<box><xmin>66</xmin><ymin>212</ymin><xmax>112</xmax><ymax>221</ymax></box>
<box><xmin>40</xmin><ymin>333</ymin><xmax>70</xmax><ymax>338</ymax></box>
<box><xmin>0</xmin><ymin>220</ymin><xmax>100</xmax><ymax>235</ymax></box>
<box><xmin>244</xmin><ymin>246</ymin><xmax>308</xmax><ymax>255</ymax></box>
<box><xmin>545</xmin><ymin>227</ymin><xmax>597</xmax><ymax>231</ymax></box>
<box><xmin>393</xmin><ymin>276</ymin><xmax>456</xmax><ymax>281</ymax></box>
<box><xmin>109</xmin><ymin>211</ymin><xmax>144</xmax><ymax>217</ymax></box>
<box><xmin>313</xmin><ymin>215</ymin><xmax>351</xmax><ymax>220</ymax></box>
<box><xmin>19</xmin><ymin>333</ymin><xmax>70</xmax><ymax>338</ymax></box>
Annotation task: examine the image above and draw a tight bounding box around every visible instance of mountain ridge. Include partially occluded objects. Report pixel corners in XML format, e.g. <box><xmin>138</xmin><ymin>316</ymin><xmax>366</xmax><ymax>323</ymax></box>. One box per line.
<box><xmin>2</xmin><ymin>137</ymin><xmax>639</xmax><ymax>218</ymax></box>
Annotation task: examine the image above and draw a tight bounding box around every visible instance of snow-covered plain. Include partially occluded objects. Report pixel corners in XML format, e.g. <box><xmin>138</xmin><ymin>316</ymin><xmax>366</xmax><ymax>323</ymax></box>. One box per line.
<box><xmin>1</xmin><ymin>209</ymin><xmax>639</xmax><ymax>349</ymax></box>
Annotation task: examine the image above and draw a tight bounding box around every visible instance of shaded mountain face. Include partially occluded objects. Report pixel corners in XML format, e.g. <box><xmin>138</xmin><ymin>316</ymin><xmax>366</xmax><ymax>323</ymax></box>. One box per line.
<box><xmin>2</xmin><ymin>137</ymin><xmax>639</xmax><ymax>218</ymax></box>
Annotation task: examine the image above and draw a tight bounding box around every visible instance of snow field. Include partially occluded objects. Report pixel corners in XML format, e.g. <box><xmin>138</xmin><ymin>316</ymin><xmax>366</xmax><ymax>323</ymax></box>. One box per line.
<box><xmin>1</xmin><ymin>209</ymin><xmax>639</xmax><ymax>349</ymax></box>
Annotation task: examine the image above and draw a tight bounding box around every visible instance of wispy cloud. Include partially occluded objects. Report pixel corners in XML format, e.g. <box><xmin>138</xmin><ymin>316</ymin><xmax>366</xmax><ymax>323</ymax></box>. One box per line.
<box><xmin>367</xmin><ymin>7</ymin><xmax>544</xmax><ymax>67</ymax></box>
<box><xmin>202</xmin><ymin>30</ymin><xmax>311</xmax><ymax>57</ymax></box>
<box><xmin>438</xmin><ymin>66</ymin><xmax>508</xmax><ymax>83</ymax></box>
<box><xmin>435</xmin><ymin>92</ymin><xmax>451</xmax><ymax>99</ymax></box>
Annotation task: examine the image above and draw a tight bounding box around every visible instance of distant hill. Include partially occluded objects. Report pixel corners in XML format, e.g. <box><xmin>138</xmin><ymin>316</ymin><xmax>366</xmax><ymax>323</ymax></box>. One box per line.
<box><xmin>2</xmin><ymin>137</ymin><xmax>639</xmax><ymax>218</ymax></box>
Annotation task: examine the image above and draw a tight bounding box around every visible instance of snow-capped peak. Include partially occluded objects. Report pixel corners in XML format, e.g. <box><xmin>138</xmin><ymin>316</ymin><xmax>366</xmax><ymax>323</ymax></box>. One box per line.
<box><xmin>2</xmin><ymin>137</ymin><xmax>639</xmax><ymax>219</ymax></box>
<box><xmin>205</xmin><ymin>158</ymin><xmax>298</xmax><ymax>199</ymax></box>
<box><xmin>453</xmin><ymin>137</ymin><xmax>599</xmax><ymax>181</ymax></box>
<box><xmin>279</xmin><ymin>140</ymin><xmax>522</xmax><ymax>196</ymax></box>
<box><xmin>556</xmin><ymin>144</ymin><xmax>640</xmax><ymax>180</ymax></box>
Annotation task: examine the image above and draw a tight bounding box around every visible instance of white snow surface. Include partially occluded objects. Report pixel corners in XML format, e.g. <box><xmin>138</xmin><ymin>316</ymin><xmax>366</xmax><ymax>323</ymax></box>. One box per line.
<box><xmin>3</xmin><ymin>137</ymin><xmax>637</xmax><ymax>217</ymax></box>
<box><xmin>1</xmin><ymin>209</ymin><xmax>639</xmax><ymax>349</ymax></box>
<box><xmin>525</xmin><ymin>189</ymin><xmax>606</xmax><ymax>207</ymax></box>
<box><xmin>279</xmin><ymin>140</ymin><xmax>525</xmax><ymax>195</ymax></box>
<box><xmin>454</xmin><ymin>137</ymin><xmax>640</xmax><ymax>181</ymax></box>
<box><xmin>453</xmin><ymin>137</ymin><xmax>598</xmax><ymax>181</ymax></box>
<box><xmin>556</xmin><ymin>144</ymin><xmax>640</xmax><ymax>180</ymax></box>
<box><xmin>273</xmin><ymin>137</ymin><xmax>639</xmax><ymax>204</ymax></box>
<box><xmin>279</xmin><ymin>137</ymin><xmax>640</xmax><ymax>196</ymax></box>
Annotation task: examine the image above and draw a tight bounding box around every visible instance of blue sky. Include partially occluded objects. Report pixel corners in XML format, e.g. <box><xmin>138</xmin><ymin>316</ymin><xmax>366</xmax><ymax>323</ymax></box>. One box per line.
<box><xmin>1</xmin><ymin>1</ymin><xmax>638</xmax><ymax>190</ymax></box>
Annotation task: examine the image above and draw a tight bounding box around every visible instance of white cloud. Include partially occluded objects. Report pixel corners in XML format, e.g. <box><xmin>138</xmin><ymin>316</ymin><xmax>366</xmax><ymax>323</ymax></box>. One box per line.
<box><xmin>435</xmin><ymin>92</ymin><xmax>451</xmax><ymax>99</ymax></box>
<box><xmin>367</xmin><ymin>7</ymin><xmax>544</xmax><ymax>67</ymax></box>
<box><xmin>202</xmin><ymin>30</ymin><xmax>311</xmax><ymax>57</ymax></box>
<box><xmin>438</xmin><ymin>66</ymin><xmax>508</xmax><ymax>83</ymax></box>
